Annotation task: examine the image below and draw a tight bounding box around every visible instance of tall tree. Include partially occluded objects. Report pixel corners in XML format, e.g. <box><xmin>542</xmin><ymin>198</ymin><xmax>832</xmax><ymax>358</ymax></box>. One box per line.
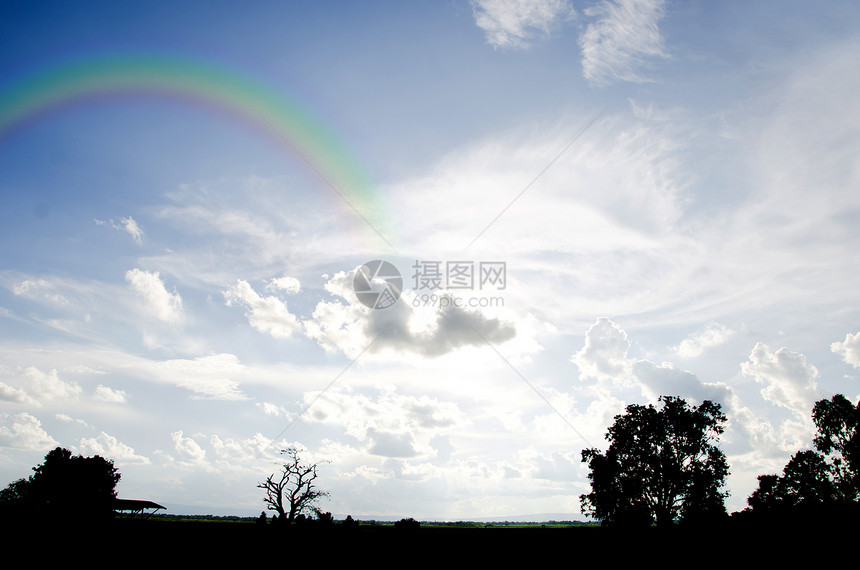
<box><xmin>0</xmin><ymin>447</ymin><xmax>121</xmax><ymax>520</ymax></box>
<box><xmin>258</xmin><ymin>447</ymin><xmax>329</xmax><ymax>524</ymax></box>
<box><xmin>746</xmin><ymin>394</ymin><xmax>860</xmax><ymax>514</ymax></box>
<box><xmin>812</xmin><ymin>393</ymin><xmax>860</xmax><ymax>501</ymax></box>
<box><xmin>581</xmin><ymin>396</ymin><xmax>729</xmax><ymax>527</ymax></box>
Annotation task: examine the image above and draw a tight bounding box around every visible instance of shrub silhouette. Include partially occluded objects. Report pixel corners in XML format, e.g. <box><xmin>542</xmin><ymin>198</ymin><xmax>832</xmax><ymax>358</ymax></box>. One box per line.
<box><xmin>394</xmin><ymin>517</ymin><xmax>420</xmax><ymax>532</ymax></box>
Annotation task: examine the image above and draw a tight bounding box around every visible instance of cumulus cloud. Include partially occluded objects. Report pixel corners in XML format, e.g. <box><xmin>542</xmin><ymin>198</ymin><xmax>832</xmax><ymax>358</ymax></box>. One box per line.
<box><xmin>223</xmin><ymin>279</ymin><xmax>302</xmax><ymax>339</ymax></box>
<box><xmin>164</xmin><ymin>430</ymin><xmax>290</xmax><ymax>475</ymax></box>
<box><xmin>0</xmin><ymin>366</ymin><xmax>82</xmax><ymax>406</ymax></box>
<box><xmin>831</xmin><ymin>331</ymin><xmax>860</xmax><ymax>368</ymax></box>
<box><xmin>533</xmin><ymin>450</ymin><xmax>580</xmax><ymax>481</ymax></box>
<box><xmin>302</xmin><ymin>385</ymin><xmax>464</xmax><ymax>458</ymax></box>
<box><xmin>741</xmin><ymin>342</ymin><xmax>820</xmax><ymax>417</ymax></box>
<box><xmin>171</xmin><ymin>430</ymin><xmax>207</xmax><ymax>463</ymax></box>
<box><xmin>368</xmin><ymin>429</ymin><xmax>420</xmax><ymax>458</ymax></box>
<box><xmin>257</xmin><ymin>402</ymin><xmax>284</xmax><ymax>416</ymax></box>
<box><xmin>125</xmin><ymin>268</ymin><xmax>183</xmax><ymax>324</ymax></box>
<box><xmin>631</xmin><ymin>359</ymin><xmax>735</xmax><ymax>405</ymax></box>
<box><xmin>579</xmin><ymin>0</ymin><xmax>668</xmax><ymax>85</ymax></box>
<box><xmin>0</xmin><ymin>413</ymin><xmax>59</xmax><ymax>450</ymax></box>
<box><xmin>304</xmin><ymin>268</ymin><xmax>517</xmax><ymax>360</ymax></box>
<box><xmin>0</xmin><ymin>381</ymin><xmax>37</xmax><ymax>405</ymax></box>
<box><xmin>93</xmin><ymin>385</ymin><xmax>127</xmax><ymax>403</ymax></box>
<box><xmin>673</xmin><ymin>322</ymin><xmax>735</xmax><ymax>358</ymax></box>
<box><xmin>266</xmin><ymin>276</ymin><xmax>301</xmax><ymax>295</ymax></box>
<box><xmin>79</xmin><ymin>432</ymin><xmax>150</xmax><ymax>464</ymax></box>
<box><xmin>573</xmin><ymin>317</ymin><xmax>736</xmax><ymax>405</ymax></box>
<box><xmin>571</xmin><ymin>317</ymin><xmax>631</xmax><ymax>381</ymax></box>
<box><xmin>472</xmin><ymin>0</ymin><xmax>574</xmax><ymax>49</ymax></box>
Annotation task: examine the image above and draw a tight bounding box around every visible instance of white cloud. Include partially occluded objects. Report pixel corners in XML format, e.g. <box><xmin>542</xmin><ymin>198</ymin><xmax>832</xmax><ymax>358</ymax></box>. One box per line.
<box><xmin>831</xmin><ymin>331</ymin><xmax>860</xmax><ymax>368</ymax></box>
<box><xmin>571</xmin><ymin>317</ymin><xmax>631</xmax><ymax>382</ymax></box>
<box><xmin>579</xmin><ymin>0</ymin><xmax>668</xmax><ymax>85</ymax></box>
<box><xmin>741</xmin><ymin>342</ymin><xmax>820</xmax><ymax>417</ymax></box>
<box><xmin>147</xmin><ymin>354</ymin><xmax>249</xmax><ymax>401</ymax></box>
<box><xmin>472</xmin><ymin>0</ymin><xmax>574</xmax><ymax>49</ymax></box>
<box><xmin>572</xmin><ymin>317</ymin><xmax>736</xmax><ymax>406</ymax></box>
<box><xmin>170</xmin><ymin>431</ymin><xmax>207</xmax><ymax>464</ymax></box>
<box><xmin>12</xmin><ymin>278</ymin><xmax>69</xmax><ymax>306</ymax></box>
<box><xmin>95</xmin><ymin>216</ymin><xmax>144</xmax><ymax>245</ymax></box>
<box><xmin>56</xmin><ymin>414</ymin><xmax>91</xmax><ymax>428</ymax></box>
<box><xmin>0</xmin><ymin>381</ymin><xmax>37</xmax><ymax>405</ymax></box>
<box><xmin>673</xmin><ymin>322</ymin><xmax>735</xmax><ymax>358</ymax></box>
<box><xmin>302</xmin><ymin>385</ymin><xmax>465</xmax><ymax>446</ymax></box>
<box><xmin>367</xmin><ymin>429</ymin><xmax>420</xmax><ymax>458</ymax></box>
<box><xmin>78</xmin><ymin>432</ymin><xmax>150</xmax><ymax>464</ymax></box>
<box><xmin>266</xmin><ymin>276</ymin><xmax>301</xmax><ymax>295</ymax></box>
<box><xmin>631</xmin><ymin>359</ymin><xmax>735</xmax><ymax>406</ymax></box>
<box><xmin>120</xmin><ymin>217</ymin><xmax>144</xmax><ymax>245</ymax></box>
<box><xmin>125</xmin><ymin>268</ymin><xmax>183</xmax><ymax>324</ymax></box>
<box><xmin>533</xmin><ymin>450</ymin><xmax>580</xmax><ymax>481</ymax></box>
<box><xmin>305</xmin><ymin>268</ymin><xmax>518</xmax><ymax>360</ymax></box>
<box><xmin>0</xmin><ymin>366</ymin><xmax>82</xmax><ymax>406</ymax></box>
<box><xmin>164</xmin><ymin>430</ymin><xmax>289</xmax><ymax>476</ymax></box>
<box><xmin>93</xmin><ymin>384</ymin><xmax>128</xmax><ymax>403</ymax></box>
<box><xmin>0</xmin><ymin>413</ymin><xmax>59</xmax><ymax>450</ymax></box>
<box><xmin>257</xmin><ymin>402</ymin><xmax>284</xmax><ymax>416</ymax></box>
<box><xmin>223</xmin><ymin>279</ymin><xmax>302</xmax><ymax>339</ymax></box>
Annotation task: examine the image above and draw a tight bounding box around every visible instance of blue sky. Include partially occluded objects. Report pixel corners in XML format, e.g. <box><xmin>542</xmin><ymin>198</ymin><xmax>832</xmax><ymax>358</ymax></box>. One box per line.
<box><xmin>1</xmin><ymin>0</ymin><xmax>860</xmax><ymax>519</ymax></box>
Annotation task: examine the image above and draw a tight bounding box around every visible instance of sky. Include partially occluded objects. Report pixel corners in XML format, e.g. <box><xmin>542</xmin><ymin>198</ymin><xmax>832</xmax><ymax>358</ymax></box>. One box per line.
<box><xmin>1</xmin><ymin>0</ymin><xmax>859</xmax><ymax>520</ymax></box>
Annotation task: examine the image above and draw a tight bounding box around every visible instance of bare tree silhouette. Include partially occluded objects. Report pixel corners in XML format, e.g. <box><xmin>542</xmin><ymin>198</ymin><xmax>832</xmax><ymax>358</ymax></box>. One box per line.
<box><xmin>258</xmin><ymin>447</ymin><xmax>329</xmax><ymax>524</ymax></box>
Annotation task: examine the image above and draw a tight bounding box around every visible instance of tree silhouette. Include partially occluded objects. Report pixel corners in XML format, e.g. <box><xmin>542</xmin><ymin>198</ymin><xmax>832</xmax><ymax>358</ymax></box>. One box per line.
<box><xmin>0</xmin><ymin>447</ymin><xmax>120</xmax><ymax>520</ymax></box>
<box><xmin>812</xmin><ymin>393</ymin><xmax>860</xmax><ymax>501</ymax></box>
<box><xmin>258</xmin><ymin>447</ymin><xmax>329</xmax><ymax>524</ymax></box>
<box><xmin>580</xmin><ymin>396</ymin><xmax>729</xmax><ymax>527</ymax></box>
<box><xmin>745</xmin><ymin>394</ymin><xmax>860</xmax><ymax>516</ymax></box>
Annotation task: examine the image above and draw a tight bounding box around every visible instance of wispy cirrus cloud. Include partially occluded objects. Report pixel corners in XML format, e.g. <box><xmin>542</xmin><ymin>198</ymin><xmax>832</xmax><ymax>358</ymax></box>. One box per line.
<box><xmin>472</xmin><ymin>0</ymin><xmax>575</xmax><ymax>49</ymax></box>
<box><xmin>579</xmin><ymin>0</ymin><xmax>668</xmax><ymax>85</ymax></box>
<box><xmin>95</xmin><ymin>216</ymin><xmax>144</xmax><ymax>245</ymax></box>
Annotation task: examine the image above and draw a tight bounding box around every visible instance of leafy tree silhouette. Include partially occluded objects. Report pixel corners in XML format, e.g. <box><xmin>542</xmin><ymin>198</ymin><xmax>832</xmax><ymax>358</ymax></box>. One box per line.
<box><xmin>394</xmin><ymin>517</ymin><xmax>420</xmax><ymax>532</ymax></box>
<box><xmin>0</xmin><ymin>447</ymin><xmax>120</xmax><ymax>521</ymax></box>
<box><xmin>580</xmin><ymin>396</ymin><xmax>729</xmax><ymax>527</ymax></box>
<box><xmin>813</xmin><ymin>393</ymin><xmax>860</xmax><ymax>501</ymax></box>
<box><xmin>745</xmin><ymin>393</ymin><xmax>860</xmax><ymax>518</ymax></box>
<box><xmin>342</xmin><ymin>514</ymin><xmax>359</xmax><ymax>530</ymax></box>
<box><xmin>258</xmin><ymin>447</ymin><xmax>329</xmax><ymax>524</ymax></box>
<box><xmin>747</xmin><ymin>450</ymin><xmax>834</xmax><ymax>513</ymax></box>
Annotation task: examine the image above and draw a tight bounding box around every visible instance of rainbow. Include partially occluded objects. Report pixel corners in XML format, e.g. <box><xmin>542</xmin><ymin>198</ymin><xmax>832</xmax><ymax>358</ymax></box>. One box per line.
<box><xmin>0</xmin><ymin>54</ymin><xmax>394</xmax><ymax>248</ymax></box>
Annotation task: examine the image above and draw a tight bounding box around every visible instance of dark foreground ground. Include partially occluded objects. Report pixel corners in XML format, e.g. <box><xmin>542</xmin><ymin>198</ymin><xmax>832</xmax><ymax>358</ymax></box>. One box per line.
<box><xmin>6</xmin><ymin>515</ymin><xmax>858</xmax><ymax>564</ymax></box>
